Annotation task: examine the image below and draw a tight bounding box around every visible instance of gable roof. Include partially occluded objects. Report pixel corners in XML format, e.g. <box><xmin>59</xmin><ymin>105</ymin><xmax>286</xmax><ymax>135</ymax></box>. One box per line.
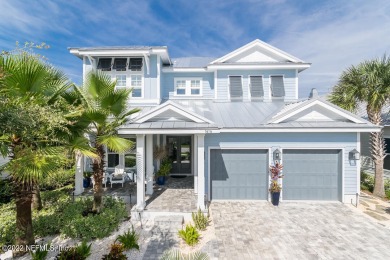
<box><xmin>211</xmin><ymin>39</ymin><xmax>305</xmax><ymax>64</ymax></box>
<box><xmin>134</xmin><ymin>100</ymin><xmax>214</xmax><ymax>124</ymax></box>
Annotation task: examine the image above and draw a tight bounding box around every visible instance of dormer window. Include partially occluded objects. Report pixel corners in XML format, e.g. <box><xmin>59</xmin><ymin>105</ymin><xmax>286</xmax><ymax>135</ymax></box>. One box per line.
<box><xmin>250</xmin><ymin>76</ymin><xmax>264</xmax><ymax>100</ymax></box>
<box><xmin>97</xmin><ymin>58</ymin><xmax>112</xmax><ymax>71</ymax></box>
<box><xmin>113</xmin><ymin>58</ymin><xmax>127</xmax><ymax>71</ymax></box>
<box><xmin>129</xmin><ymin>58</ymin><xmax>143</xmax><ymax>71</ymax></box>
<box><xmin>229</xmin><ymin>76</ymin><xmax>243</xmax><ymax>100</ymax></box>
<box><xmin>270</xmin><ymin>76</ymin><xmax>285</xmax><ymax>98</ymax></box>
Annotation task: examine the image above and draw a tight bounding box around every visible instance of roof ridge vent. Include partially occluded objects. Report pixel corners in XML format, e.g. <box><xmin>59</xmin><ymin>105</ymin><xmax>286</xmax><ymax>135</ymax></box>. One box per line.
<box><xmin>309</xmin><ymin>88</ymin><xmax>319</xmax><ymax>99</ymax></box>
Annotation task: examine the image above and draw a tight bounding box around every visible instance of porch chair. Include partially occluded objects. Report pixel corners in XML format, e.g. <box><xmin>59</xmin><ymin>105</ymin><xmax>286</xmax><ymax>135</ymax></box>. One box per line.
<box><xmin>91</xmin><ymin>171</ymin><xmax>109</xmax><ymax>188</ymax></box>
<box><xmin>108</xmin><ymin>165</ymin><xmax>126</xmax><ymax>188</ymax></box>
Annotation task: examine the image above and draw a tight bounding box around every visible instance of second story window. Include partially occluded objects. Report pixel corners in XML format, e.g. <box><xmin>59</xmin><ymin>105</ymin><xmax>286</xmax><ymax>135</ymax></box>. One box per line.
<box><xmin>250</xmin><ymin>76</ymin><xmax>264</xmax><ymax>99</ymax></box>
<box><xmin>131</xmin><ymin>75</ymin><xmax>143</xmax><ymax>98</ymax></box>
<box><xmin>129</xmin><ymin>58</ymin><xmax>143</xmax><ymax>71</ymax></box>
<box><xmin>270</xmin><ymin>76</ymin><xmax>285</xmax><ymax>98</ymax></box>
<box><xmin>97</xmin><ymin>58</ymin><xmax>112</xmax><ymax>71</ymax></box>
<box><xmin>229</xmin><ymin>76</ymin><xmax>243</xmax><ymax>100</ymax></box>
<box><xmin>174</xmin><ymin>78</ymin><xmax>202</xmax><ymax>96</ymax></box>
<box><xmin>115</xmin><ymin>75</ymin><xmax>126</xmax><ymax>90</ymax></box>
<box><xmin>113</xmin><ymin>58</ymin><xmax>127</xmax><ymax>71</ymax></box>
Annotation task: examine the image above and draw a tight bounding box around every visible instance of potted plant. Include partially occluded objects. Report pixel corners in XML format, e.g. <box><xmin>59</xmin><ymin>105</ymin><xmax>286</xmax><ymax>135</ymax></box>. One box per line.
<box><xmin>83</xmin><ymin>171</ymin><xmax>93</xmax><ymax>188</ymax></box>
<box><xmin>156</xmin><ymin>159</ymin><xmax>172</xmax><ymax>185</ymax></box>
<box><xmin>269</xmin><ymin>162</ymin><xmax>283</xmax><ymax>206</ymax></box>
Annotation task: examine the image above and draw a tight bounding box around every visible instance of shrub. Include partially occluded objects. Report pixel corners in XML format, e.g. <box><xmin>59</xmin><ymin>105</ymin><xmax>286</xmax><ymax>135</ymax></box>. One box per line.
<box><xmin>115</xmin><ymin>226</ymin><xmax>139</xmax><ymax>251</ymax></box>
<box><xmin>0</xmin><ymin>178</ymin><xmax>13</xmax><ymax>205</ymax></box>
<box><xmin>360</xmin><ymin>171</ymin><xmax>374</xmax><ymax>192</ymax></box>
<box><xmin>178</xmin><ymin>224</ymin><xmax>200</xmax><ymax>246</ymax></box>
<box><xmin>31</xmin><ymin>244</ymin><xmax>49</xmax><ymax>260</ymax></box>
<box><xmin>160</xmin><ymin>249</ymin><xmax>209</xmax><ymax>260</ymax></box>
<box><xmin>55</xmin><ymin>241</ymin><xmax>91</xmax><ymax>260</ymax></box>
<box><xmin>102</xmin><ymin>243</ymin><xmax>127</xmax><ymax>260</ymax></box>
<box><xmin>0</xmin><ymin>203</ymin><xmax>16</xmax><ymax>249</ymax></box>
<box><xmin>40</xmin><ymin>168</ymin><xmax>75</xmax><ymax>191</ymax></box>
<box><xmin>192</xmin><ymin>209</ymin><xmax>208</xmax><ymax>231</ymax></box>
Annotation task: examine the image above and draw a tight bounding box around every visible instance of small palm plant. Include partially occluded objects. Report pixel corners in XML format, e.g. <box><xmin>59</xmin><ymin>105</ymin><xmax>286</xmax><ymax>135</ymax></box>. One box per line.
<box><xmin>178</xmin><ymin>224</ymin><xmax>200</xmax><ymax>246</ymax></box>
<box><xmin>192</xmin><ymin>209</ymin><xmax>209</xmax><ymax>231</ymax></box>
<box><xmin>30</xmin><ymin>244</ymin><xmax>49</xmax><ymax>260</ymax></box>
<box><xmin>115</xmin><ymin>225</ymin><xmax>140</xmax><ymax>251</ymax></box>
<box><xmin>160</xmin><ymin>249</ymin><xmax>209</xmax><ymax>260</ymax></box>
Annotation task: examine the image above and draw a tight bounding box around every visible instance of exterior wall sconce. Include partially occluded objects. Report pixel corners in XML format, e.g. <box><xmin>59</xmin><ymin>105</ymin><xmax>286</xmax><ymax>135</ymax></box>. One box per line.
<box><xmin>273</xmin><ymin>148</ymin><xmax>281</xmax><ymax>161</ymax></box>
<box><xmin>350</xmin><ymin>149</ymin><xmax>360</xmax><ymax>160</ymax></box>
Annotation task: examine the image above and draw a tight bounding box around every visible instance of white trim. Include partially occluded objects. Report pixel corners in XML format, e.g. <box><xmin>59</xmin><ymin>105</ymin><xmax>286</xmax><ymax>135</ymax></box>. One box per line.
<box><xmin>128</xmin><ymin>98</ymin><xmax>160</xmax><ymax>104</ymax></box>
<box><xmin>130</xmin><ymin>74</ymin><xmax>144</xmax><ymax>99</ymax></box>
<box><xmin>357</xmin><ymin>133</ymin><xmax>361</xmax><ymax>196</ymax></box>
<box><xmin>157</xmin><ymin>54</ymin><xmax>161</xmax><ymax>103</ymax></box>
<box><xmin>197</xmin><ymin>134</ymin><xmax>205</xmax><ymax>210</ymax></box>
<box><xmin>214</xmin><ymin>71</ymin><xmax>218</xmax><ymax>99</ymax></box>
<box><xmin>135</xmin><ymin>101</ymin><xmax>213</xmax><ymax>124</ymax></box>
<box><xmin>118</xmin><ymin>129</ymin><xmax>212</xmax><ymax>135</ymax></box>
<box><xmin>210</xmin><ymin>39</ymin><xmax>305</xmax><ymax>64</ymax></box>
<box><xmin>207</xmin><ymin>64</ymin><xmax>310</xmax><ymax>71</ymax></box>
<box><xmin>143</xmin><ymin>54</ymin><xmax>150</xmax><ymax>75</ymax></box>
<box><xmin>173</xmin><ymin>77</ymin><xmax>203</xmax><ymax>97</ymax></box>
<box><xmin>218</xmin><ymin>128</ymin><xmax>380</xmax><ymax>133</ymax></box>
<box><xmin>271</xmin><ymin>99</ymin><xmax>366</xmax><ymax>124</ymax></box>
<box><xmin>295</xmin><ymin>69</ymin><xmax>298</xmax><ymax>100</ymax></box>
<box><xmin>162</xmin><ymin>68</ymin><xmax>208</xmax><ymax>73</ymax></box>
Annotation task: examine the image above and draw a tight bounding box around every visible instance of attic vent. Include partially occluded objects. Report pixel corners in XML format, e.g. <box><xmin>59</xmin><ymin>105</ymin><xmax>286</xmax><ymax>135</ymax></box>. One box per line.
<box><xmin>270</xmin><ymin>76</ymin><xmax>285</xmax><ymax>98</ymax></box>
<box><xmin>250</xmin><ymin>76</ymin><xmax>264</xmax><ymax>99</ymax></box>
<box><xmin>229</xmin><ymin>76</ymin><xmax>243</xmax><ymax>100</ymax></box>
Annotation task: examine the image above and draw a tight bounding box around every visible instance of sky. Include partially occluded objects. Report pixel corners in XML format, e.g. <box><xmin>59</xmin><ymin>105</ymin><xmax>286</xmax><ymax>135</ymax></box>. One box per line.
<box><xmin>1</xmin><ymin>0</ymin><xmax>390</xmax><ymax>98</ymax></box>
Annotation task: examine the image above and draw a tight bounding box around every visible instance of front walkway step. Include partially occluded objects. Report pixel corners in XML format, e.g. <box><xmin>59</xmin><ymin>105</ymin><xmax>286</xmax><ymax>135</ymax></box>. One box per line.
<box><xmin>152</xmin><ymin>215</ymin><xmax>184</xmax><ymax>235</ymax></box>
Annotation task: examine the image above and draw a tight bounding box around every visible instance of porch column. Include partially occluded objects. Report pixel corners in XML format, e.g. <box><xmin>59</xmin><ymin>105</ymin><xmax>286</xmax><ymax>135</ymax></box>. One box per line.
<box><xmin>136</xmin><ymin>134</ymin><xmax>146</xmax><ymax>210</ymax></box>
<box><xmin>74</xmin><ymin>152</ymin><xmax>84</xmax><ymax>195</ymax></box>
<box><xmin>196</xmin><ymin>134</ymin><xmax>205</xmax><ymax>210</ymax></box>
<box><xmin>194</xmin><ymin>135</ymin><xmax>198</xmax><ymax>193</ymax></box>
<box><xmin>146</xmin><ymin>134</ymin><xmax>154</xmax><ymax>195</ymax></box>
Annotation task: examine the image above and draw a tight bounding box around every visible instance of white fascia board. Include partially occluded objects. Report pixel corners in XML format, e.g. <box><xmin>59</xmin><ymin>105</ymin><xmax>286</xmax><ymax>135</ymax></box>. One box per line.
<box><xmin>219</xmin><ymin>127</ymin><xmax>381</xmax><ymax>133</ymax></box>
<box><xmin>118</xmin><ymin>129</ymin><xmax>216</xmax><ymax>134</ymax></box>
<box><xmin>77</xmin><ymin>50</ymin><xmax>152</xmax><ymax>56</ymax></box>
<box><xmin>211</xmin><ymin>39</ymin><xmax>304</xmax><ymax>64</ymax></box>
<box><xmin>271</xmin><ymin>100</ymin><xmax>366</xmax><ymax>124</ymax></box>
<box><xmin>206</xmin><ymin>63</ymin><xmax>311</xmax><ymax>71</ymax></box>
<box><xmin>135</xmin><ymin>101</ymin><xmax>213</xmax><ymax>124</ymax></box>
<box><xmin>162</xmin><ymin>68</ymin><xmax>208</xmax><ymax>73</ymax></box>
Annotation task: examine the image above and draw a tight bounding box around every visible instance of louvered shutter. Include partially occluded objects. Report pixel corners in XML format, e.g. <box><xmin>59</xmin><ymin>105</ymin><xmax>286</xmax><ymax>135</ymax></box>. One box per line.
<box><xmin>250</xmin><ymin>76</ymin><xmax>264</xmax><ymax>98</ymax></box>
<box><xmin>229</xmin><ymin>76</ymin><xmax>243</xmax><ymax>99</ymax></box>
<box><xmin>271</xmin><ymin>76</ymin><xmax>285</xmax><ymax>97</ymax></box>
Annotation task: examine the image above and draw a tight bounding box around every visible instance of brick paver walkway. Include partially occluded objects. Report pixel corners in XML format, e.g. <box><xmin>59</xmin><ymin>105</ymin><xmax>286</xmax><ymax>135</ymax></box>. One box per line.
<box><xmin>210</xmin><ymin>201</ymin><xmax>390</xmax><ymax>259</ymax></box>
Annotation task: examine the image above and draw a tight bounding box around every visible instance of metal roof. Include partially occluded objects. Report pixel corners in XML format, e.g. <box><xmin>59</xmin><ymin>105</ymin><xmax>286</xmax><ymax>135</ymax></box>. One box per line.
<box><xmin>171</xmin><ymin>57</ymin><xmax>216</xmax><ymax>68</ymax></box>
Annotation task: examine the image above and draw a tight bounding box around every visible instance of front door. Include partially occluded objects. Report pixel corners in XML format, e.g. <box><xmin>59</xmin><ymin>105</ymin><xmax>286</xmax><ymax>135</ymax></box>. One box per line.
<box><xmin>167</xmin><ymin>136</ymin><xmax>191</xmax><ymax>174</ymax></box>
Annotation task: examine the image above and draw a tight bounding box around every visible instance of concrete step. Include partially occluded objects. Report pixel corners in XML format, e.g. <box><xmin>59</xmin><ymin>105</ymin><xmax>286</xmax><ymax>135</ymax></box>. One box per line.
<box><xmin>152</xmin><ymin>215</ymin><xmax>184</xmax><ymax>234</ymax></box>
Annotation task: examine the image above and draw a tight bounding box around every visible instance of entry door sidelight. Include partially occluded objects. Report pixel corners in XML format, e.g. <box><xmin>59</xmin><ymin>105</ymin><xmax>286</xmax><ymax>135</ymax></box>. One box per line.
<box><xmin>167</xmin><ymin>136</ymin><xmax>191</xmax><ymax>174</ymax></box>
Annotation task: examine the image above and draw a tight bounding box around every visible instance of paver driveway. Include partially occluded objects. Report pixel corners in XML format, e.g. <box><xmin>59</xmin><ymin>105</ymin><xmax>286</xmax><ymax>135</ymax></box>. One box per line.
<box><xmin>210</xmin><ymin>201</ymin><xmax>390</xmax><ymax>259</ymax></box>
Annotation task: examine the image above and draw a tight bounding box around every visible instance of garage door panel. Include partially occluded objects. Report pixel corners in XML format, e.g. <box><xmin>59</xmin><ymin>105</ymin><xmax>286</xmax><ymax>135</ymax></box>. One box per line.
<box><xmin>211</xmin><ymin>149</ymin><xmax>268</xmax><ymax>200</ymax></box>
<box><xmin>283</xmin><ymin>149</ymin><xmax>341</xmax><ymax>201</ymax></box>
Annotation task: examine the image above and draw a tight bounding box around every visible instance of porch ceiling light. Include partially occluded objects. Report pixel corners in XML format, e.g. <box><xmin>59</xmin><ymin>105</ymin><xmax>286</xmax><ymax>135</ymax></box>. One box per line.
<box><xmin>350</xmin><ymin>149</ymin><xmax>360</xmax><ymax>160</ymax></box>
<box><xmin>273</xmin><ymin>148</ymin><xmax>281</xmax><ymax>161</ymax></box>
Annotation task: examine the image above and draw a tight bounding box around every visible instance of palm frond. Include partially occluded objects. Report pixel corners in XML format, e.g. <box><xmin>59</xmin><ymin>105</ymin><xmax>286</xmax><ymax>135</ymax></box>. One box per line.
<box><xmin>96</xmin><ymin>135</ymin><xmax>134</xmax><ymax>153</ymax></box>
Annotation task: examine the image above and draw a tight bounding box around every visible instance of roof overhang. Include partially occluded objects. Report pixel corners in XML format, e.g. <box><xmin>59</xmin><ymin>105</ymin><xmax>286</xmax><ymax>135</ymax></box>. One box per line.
<box><xmin>207</xmin><ymin>63</ymin><xmax>311</xmax><ymax>72</ymax></box>
<box><xmin>68</xmin><ymin>47</ymin><xmax>171</xmax><ymax>64</ymax></box>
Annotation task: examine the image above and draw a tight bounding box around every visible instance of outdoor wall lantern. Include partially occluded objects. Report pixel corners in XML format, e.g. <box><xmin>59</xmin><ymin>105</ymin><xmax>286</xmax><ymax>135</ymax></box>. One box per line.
<box><xmin>273</xmin><ymin>148</ymin><xmax>281</xmax><ymax>161</ymax></box>
<box><xmin>350</xmin><ymin>149</ymin><xmax>360</xmax><ymax>160</ymax></box>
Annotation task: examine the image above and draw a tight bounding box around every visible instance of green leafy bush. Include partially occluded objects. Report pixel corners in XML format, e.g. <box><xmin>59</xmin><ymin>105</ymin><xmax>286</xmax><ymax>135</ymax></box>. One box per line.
<box><xmin>40</xmin><ymin>168</ymin><xmax>75</xmax><ymax>191</ymax></box>
<box><xmin>116</xmin><ymin>226</ymin><xmax>139</xmax><ymax>251</ymax></box>
<box><xmin>31</xmin><ymin>244</ymin><xmax>49</xmax><ymax>260</ymax></box>
<box><xmin>360</xmin><ymin>171</ymin><xmax>374</xmax><ymax>192</ymax></box>
<box><xmin>55</xmin><ymin>241</ymin><xmax>91</xmax><ymax>260</ymax></box>
<box><xmin>178</xmin><ymin>224</ymin><xmax>200</xmax><ymax>246</ymax></box>
<box><xmin>160</xmin><ymin>249</ymin><xmax>209</xmax><ymax>260</ymax></box>
<box><xmin>0</xmin><ymin>178</ymin><xmax>13</xmax><ymax>205</ymax></box>
<box><xmin>102</xmin><ymin>243</ymin><xmax>127</xmax><ymax>260</ymax></box>
<box><xmin>192</xmin><ymin>209</ymin><xmax>208</xmax><ymax>231</ymax></box>
<box><xmin>0</xmin><ymin>203</ymin><xmax>16</xmax><ymax>250</ymax></box>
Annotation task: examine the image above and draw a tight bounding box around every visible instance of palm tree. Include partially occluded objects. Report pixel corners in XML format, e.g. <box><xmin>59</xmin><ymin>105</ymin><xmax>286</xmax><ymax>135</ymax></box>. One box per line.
<box><xmin>0</xmin><ymin>51</ymin><xmax>78</xmax><ymax>254</ymax></box>
<box><xmin>74</xmin><ymin>71</ymin><xmax>140</xmax><ymax>213</ymax></box>
<box><xmin>329</xmin><ymin>55</ymin><xmax>390</xmax><ymax>198</ymax></box>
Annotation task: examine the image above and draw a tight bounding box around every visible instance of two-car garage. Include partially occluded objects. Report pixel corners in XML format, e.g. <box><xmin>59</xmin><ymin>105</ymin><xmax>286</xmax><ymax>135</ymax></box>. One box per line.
<box><xmin>210</xmin><ymin>149</ymin><xmax>342</xmax><ymax>201</ymax></box>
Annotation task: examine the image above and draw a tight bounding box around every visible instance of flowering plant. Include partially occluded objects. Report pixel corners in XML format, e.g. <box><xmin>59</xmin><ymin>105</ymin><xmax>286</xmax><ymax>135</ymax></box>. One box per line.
<box><xmin>269</xmin><ymin>161</ymin><xmax>283</xmax><ymax>193</ymax></box>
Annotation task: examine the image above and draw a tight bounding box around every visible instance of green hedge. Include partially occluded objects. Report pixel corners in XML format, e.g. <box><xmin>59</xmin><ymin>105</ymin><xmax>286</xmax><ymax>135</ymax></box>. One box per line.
<box><xmin>0</xmin><ymin>188</ymin><xmax>127</xmax><ymax>248</ymax></box>
<box><xmin>361</xmin><ymin>171</ymin><xmax>390</xmax><ymax>199</ymax></box>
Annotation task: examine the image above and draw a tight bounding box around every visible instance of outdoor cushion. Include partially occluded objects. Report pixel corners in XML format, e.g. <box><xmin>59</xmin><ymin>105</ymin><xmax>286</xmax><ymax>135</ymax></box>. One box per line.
<box><xmin>111</xmin><ymin>173</ymin><xmax>123</xmax><ymax>180</ymax></box>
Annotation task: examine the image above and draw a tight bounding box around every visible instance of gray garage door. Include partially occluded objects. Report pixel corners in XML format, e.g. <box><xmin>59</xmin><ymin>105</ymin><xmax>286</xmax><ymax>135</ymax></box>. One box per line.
<box><xmin>210</xmin><ymin>149</ymin><xmax>268</xmax><ymax>200</ymax></box>
<box><xmin>283</xmin><ymin>149</ymin><xmax>342</xmax><ymax>201</ymax></box>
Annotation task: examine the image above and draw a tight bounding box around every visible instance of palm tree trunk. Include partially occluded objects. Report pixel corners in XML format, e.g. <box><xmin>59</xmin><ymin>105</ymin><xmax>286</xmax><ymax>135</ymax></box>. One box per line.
<box><xmin>368</xmin><ymin>108</ymin><xmax>386</xmax><ymax>197</ymax></box>
<box><xmin>32</xmin><ymin>184</ymin><xmax>42</xmax><ymax>211</ymax></box>
<box><xmin>14</xmin><ymin>181</ymin><xmax>34</xmax><ymax>256</ymax></box>
<box><xmin>92</xmin><ymin>144</ymin><xmax>105</xmax><ymax>213</ymax></box>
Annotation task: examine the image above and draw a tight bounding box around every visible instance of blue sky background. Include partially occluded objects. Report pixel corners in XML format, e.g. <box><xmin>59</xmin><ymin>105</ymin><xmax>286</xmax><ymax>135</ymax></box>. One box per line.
<box><xmin>1</xmin><ymin>0</ymin><xmax>390</xmax><ymax>97</ymax></box>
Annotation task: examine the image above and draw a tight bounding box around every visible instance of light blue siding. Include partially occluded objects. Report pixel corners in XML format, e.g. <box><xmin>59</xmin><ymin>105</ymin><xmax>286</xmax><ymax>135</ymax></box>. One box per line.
<box><xmin>216</xmin><ymin>69</ymin><xmax>297</xmax><ymax>101</ymax></box>
<box><xmin>161</xmin><ymin>72</ymin><xmax>214</xmax><ymax>99</ymax></box>
<box><xmin>204</xmin><ymin>132</ymin><xmax>358</xmax><ymax>198</ymax></box>
<box><xmin>144</xmin><ymin>55</ymin><xmax>158</xmax><ymax>100</ymax></box>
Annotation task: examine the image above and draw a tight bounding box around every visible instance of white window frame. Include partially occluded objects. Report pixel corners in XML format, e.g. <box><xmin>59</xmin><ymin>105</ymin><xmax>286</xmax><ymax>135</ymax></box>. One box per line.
<box><xmin>115</xmin><ymin>75</ymin><xmax>127</xmax><ymax>90</ymax></box>
<box><xmin>130</xmin><ymin>74</ymin><xmax>144</xmax><ymax>98</ymax></box>
<box><xmin>174</xmin><ymin>78</ymin><xmax>203</xmax><ymax>96</ymax></box>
